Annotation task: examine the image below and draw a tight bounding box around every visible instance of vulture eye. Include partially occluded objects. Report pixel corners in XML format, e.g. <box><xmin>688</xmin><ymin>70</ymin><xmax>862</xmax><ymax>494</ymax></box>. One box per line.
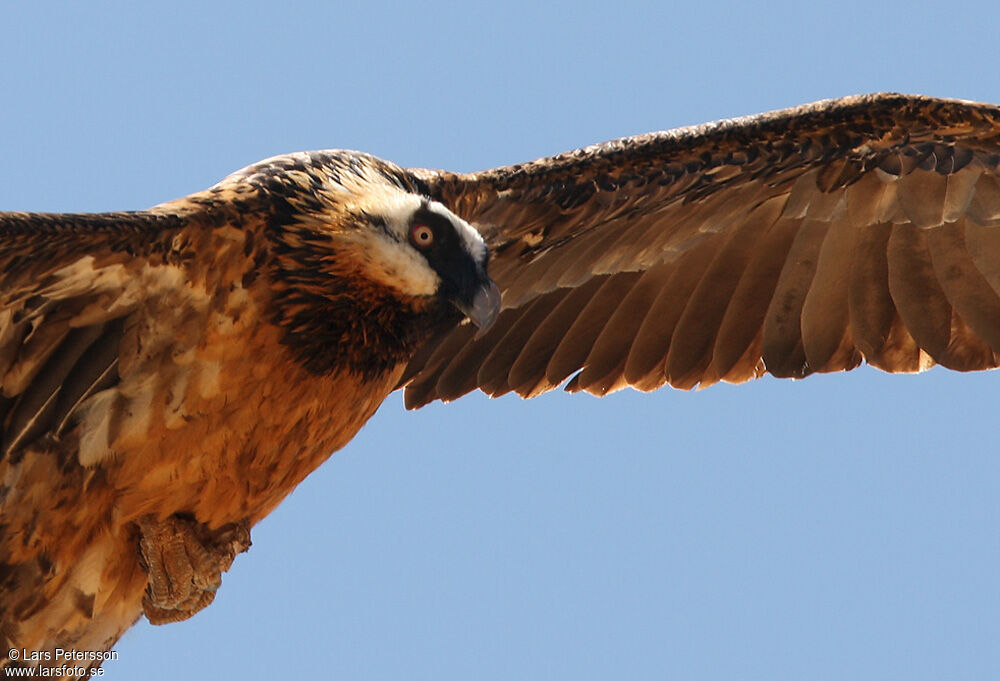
<box><xmin>410</xmin><ymin>224</ymin><xmax>434</xmax><ymax>248</ymax></box>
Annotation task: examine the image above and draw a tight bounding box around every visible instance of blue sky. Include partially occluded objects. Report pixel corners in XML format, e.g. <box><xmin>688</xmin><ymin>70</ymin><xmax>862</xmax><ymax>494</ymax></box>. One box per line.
<box><xmin>2</xmin><ymin>2</ymin><xmax>998</xmax><ymax>679</ymax></box>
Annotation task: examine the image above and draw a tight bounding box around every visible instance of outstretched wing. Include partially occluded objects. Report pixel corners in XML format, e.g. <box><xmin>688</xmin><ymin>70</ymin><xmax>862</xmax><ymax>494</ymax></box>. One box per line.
<box><xmin>0</xmin><ymin>184</ymin><xmax>259</xmax><ymax>464</ymax></box>
<box><xmin>0</xmin><ymin>208</ymin><xmax>196</xmax><ymax>662</ymax></box>
<box><xmin>401</xmin><ymin>93</ymin><xmax>1000</xmax><ymax>407</ymax></box>
<box><xmin>0</xmin><ymin>189</ymin><xmax>269</xmax><ymax>661</ymax></box>
<box><xmin>0</xmin><ymin>210</ymin><xmax>190</xmax><ymax>460</ymax></box>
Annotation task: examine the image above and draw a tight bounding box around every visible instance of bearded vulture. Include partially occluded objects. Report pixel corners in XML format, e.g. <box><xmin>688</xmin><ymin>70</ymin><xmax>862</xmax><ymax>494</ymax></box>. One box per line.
<box><xmin>2</xmin><ymin>93</ymin><xmax>999</xmax><ymax>676</ymax></box>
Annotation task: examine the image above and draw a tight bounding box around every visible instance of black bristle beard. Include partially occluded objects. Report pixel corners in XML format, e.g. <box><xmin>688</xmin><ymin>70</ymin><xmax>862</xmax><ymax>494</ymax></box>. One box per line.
<box><xmin>271</xmin><ymin>270</ymin><xmax>461</xmax><ymax>381</ymax></box>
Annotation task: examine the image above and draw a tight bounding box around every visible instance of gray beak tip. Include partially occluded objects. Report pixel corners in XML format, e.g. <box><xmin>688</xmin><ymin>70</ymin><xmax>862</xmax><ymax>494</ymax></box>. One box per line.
<box><xmin>463</xmin><ymin>279</ymin><xmax>502</xmax><ymax>333</ymax></box>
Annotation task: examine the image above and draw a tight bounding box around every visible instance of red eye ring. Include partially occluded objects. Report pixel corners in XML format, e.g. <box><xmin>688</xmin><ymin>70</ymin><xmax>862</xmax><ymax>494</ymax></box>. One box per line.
<box><xmin>411</xmin><ymin>224</ymin><xmax>434</xmax><ymax>248</ymax></box>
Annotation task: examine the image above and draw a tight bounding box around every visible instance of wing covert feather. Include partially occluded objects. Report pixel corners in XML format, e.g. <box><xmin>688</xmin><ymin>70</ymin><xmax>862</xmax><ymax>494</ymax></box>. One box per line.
<box><xmin>0</xmin><ymin>197</ymin><xmax>244</xmax><ymax>461</ymax></box>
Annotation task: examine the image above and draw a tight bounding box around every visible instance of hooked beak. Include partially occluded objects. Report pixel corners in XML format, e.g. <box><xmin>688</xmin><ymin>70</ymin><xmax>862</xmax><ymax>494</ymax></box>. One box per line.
<box><xmin>454</xmin><ymin>278</ymin><xmax>501</xmax><ymax>332</ymax></box>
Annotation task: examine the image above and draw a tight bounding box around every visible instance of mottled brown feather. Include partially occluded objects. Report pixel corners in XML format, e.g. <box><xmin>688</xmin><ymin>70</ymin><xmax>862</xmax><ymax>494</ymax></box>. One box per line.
<box><xmin>886</xmin><ymin>224</ymin><xmax>960</xmax><ymax>366</ymax></box>
<box><xmin>760</xmin><ymin>218</ymin><xmax>828</xmax><ymax>378</ymax></box>
<box><xmin>967</xmin><ymin>173</ymin><xmax>1000</xmax><ymax>223</ymax></box>
<box><xmin>924</xmin><ymin>219</ymin><xmax>1000</xmax><ymax>352</ymax></box>
<box><xmin>897</xmin><ymin>164</ymin><xmax>949</xmax><ymax>228</ymax></box>
<box><xmin>580</xmin><ymin>259</ymin><xmax>680</xmax><ymax>390</ymax></box>
<box><xmin>799</xmin><ymin>207</ymin><xmax>859</xmax><ymax>373</ymax></box>
<box><xmin>707</xmin><ymin>216</ymin><xmax>804</xmax><ymax>382</ymax></box>
<box><xmin>546</xmin><ymin>272</ymin><xmax>642</xmax><ymax>389</ymax></box>
<box><xmin>6</xmin><ymin>93</ymin><xmax>1000</xmax><ymax>674</ymax></box>
<box><xmin>846</xmin><ymin>222</ymin><xmax>905</xmax><ymax>369</ymax></box>
<box><xmin>965</xmin><ymin>218</ymin><xmax>1000</xmax><ymax>295</ymax></box>
<box><xmin>620</xmin><ymin>234</ymin><xmax>721</xmax><ymax>391</ymax></box>
<box><xmin>661</xmin><ymin>193</ymin><xmax>787</xmax><ymax>388</ymax></box>
<box><xmin>508</xmin><ymin>280</ymin><xmax>603</xmax><ymax>397</ymax></box>
<box><xmin>477</xmin><ymin>294</ymin><xmax>566</xmax><ymax>398</ymax></box>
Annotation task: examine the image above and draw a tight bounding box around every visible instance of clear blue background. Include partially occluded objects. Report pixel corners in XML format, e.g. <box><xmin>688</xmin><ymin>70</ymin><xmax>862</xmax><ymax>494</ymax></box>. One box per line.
<box><xmin>1</xmin><ymin>2</ymin><xmax>997</xmax><ymax>679</ymax></box>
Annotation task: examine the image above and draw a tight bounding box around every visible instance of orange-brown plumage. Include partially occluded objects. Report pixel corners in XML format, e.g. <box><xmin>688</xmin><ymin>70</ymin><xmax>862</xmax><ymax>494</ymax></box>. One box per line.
<box><xmin>1</xmin><ymin>152</ymin><xmax>493</xmax><ymax>673</ymax></box>
<box><xmin>4</xmin><ymin>93</ymin><xmax>1000</xmax><ymax>676</ymax></box>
